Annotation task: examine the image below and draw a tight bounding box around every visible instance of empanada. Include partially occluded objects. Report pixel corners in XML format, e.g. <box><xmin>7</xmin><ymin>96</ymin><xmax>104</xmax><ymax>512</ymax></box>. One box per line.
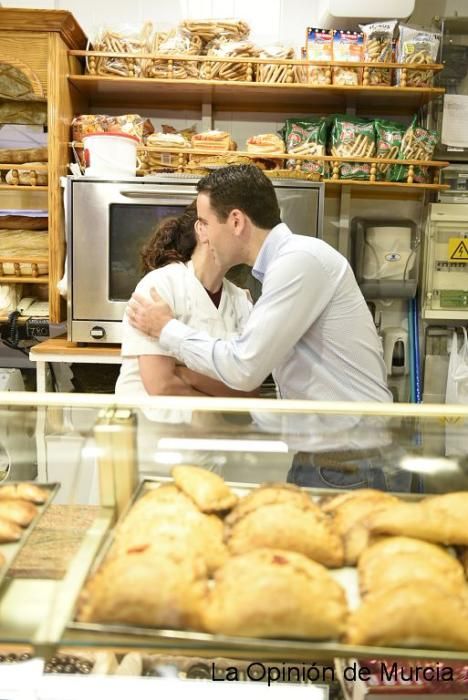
<box><xmin>78</xmin><ymin>545</ymin><xmax>208</xmax><ymax>630</ymax></box>
<box><xmin>368</xmin><ymin>492</ymin><xmax>468</xmax><ymax>545</ymax></box>
<box><xmin>0</xmin><ymin>516</ymin><xmax>22</xmax><ymax>543</ymax></box>
<box><xmin>0</xmin><ymin>483</ymin><xmax>48</xmax><ymax>504</ymax></box>
<box><xmin>226</xmin><ymin>501</ymin><xmax>343</xmax><ymax>568</ymax></box>
<box><xmin>322</xmin><ymin>489</ymin><xmax>400</xmax><ymax>565</ymax></box>
<box><xmin>172</xmin><ymin>465</ymin><xmax>237</xmax><ymax>512</ymax></box>
<box><xmin>112</xmin><ymin>494</ymin><xmax>227</xmax><ymax>573</ymax></box>
<box><xmin>204</xmin><ymin>548</ymin><xmax>347</xmax><ymax>639</ymax></box>
<box><xmin>225</xmin><ymin>482</ymin><xmax>321</xmax><ymax>527</ymax></box>
<box><xmin>347</xmin><ymin>581</ymin><xmax>468</xmax><ymax>650</ymax></box>
<box><xmin>358</xmin><ymin>537</ymin><xmax>466</xmax><ymax>596</ymax></box>
<box><xmin>0</xmin><ymin>499</ymin><xmax>37</xmax><ymax>527</ymax></box>
<box><xmin>460</xmin><ymin>548</ymin><xmax>468</xmax><ymax>578</ymax></box>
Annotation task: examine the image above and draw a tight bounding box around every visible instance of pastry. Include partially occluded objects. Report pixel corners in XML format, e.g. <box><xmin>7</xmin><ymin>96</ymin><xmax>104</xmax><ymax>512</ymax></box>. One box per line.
<box><xmin>111</xmin><ymin>487</ymin><xmax>227</xmax><ymax>573</ymax></box>
<box><xmin>172</xmin><ymin>465</ymin><xmax>237</xmax><ymax>512</ymax></box>
<box><xmin>78</xmin><ymin>544</ymin><xmax>208</xmax><ymax>630</ymax></box>
<box><xmin>347</xmin><ymin>581</ymin><xmax>468</xmax><ymax>650</ymax></box>
<box><xmin>0</xmin><ymin>499</ymin><xmax>37</xmax><ymax>527</ymax></box>
<box><xmin>0</xmin><ymin>483</ymin><xmax>48</xmax><ymax>504</ymax></box>
<box><xmin>322</xmin><ymin>489</ymin><xmax>400</xmax><ymax>565</ymax></box>
<box><xmin>204</xmin><ymin>548</ymin><xmax>347</xmax><ymax>638</ymax></box>
<box><xmin>226</xmin><ymin>500</ymin><xmax>344</xmax><ymax>567</ymax></box>
<box><xmin>460</xmin><ymin>548</ymin><xmax>468</xmax><ymax>578</ymax></box>
<box><xmin>191</xmin><ymin>130</ymin><xmax>234</xmax><ymax>151</ymax></box>
<box><xmin>358</xmin><ymin>537</ymin><xmax>466</xmax><ymax>596</ymax></box>
<box><xmin>0</xmin><ymin>516</ymin><xmax>22</xmax><ymax>543</ymax></box>
<box><xmin>246</xmin><ymin>133</ymin><xmax>285</xmax><ymax>154</ymax></box>
<box><xmin>226</xmin><ymin>482</ymin><xmax>321</xmax><ymax>526</ymax></box>
<box><xmin>368</xmin><ymin>492</ymin><xmax>468</xmax><ymax>545</ymax></box>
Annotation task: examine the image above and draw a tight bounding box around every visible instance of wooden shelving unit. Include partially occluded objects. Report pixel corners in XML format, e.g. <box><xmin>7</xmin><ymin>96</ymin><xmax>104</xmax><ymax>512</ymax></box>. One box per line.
<box><xmin>0</xmin><ymin>8</ymin><xmax>87</xmax><ymax>323</ymax></box>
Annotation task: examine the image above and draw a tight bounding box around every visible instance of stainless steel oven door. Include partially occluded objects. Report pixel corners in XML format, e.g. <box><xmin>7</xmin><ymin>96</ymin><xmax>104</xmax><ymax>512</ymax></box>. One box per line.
<box><xmin>69</xmin><ymin>179</ymin><xmax>197</xmax><ymax>342</ymax></box>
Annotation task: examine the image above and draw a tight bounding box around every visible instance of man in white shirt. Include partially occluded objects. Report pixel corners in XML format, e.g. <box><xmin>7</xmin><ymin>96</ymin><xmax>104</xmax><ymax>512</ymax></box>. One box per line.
<box><xmin>127</xmin><ymin>164</ymin><xmax>392</xmax><ymax>405</ymax></box>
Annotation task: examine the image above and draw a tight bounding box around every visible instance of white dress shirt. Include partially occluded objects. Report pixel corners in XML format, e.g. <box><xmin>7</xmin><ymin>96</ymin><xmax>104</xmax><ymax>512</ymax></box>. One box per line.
<box><xmin>160</xmin><ymin>224</ymin><xmax>392</xmax><ymax>402</ymax></box>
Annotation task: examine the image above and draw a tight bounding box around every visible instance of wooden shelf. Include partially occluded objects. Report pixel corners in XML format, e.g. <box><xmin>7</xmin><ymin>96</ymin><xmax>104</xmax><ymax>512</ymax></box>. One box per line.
<box><xmin>0</xmin><ymin>185</ymin><xmax>48</xmax><ymax>191</ymax></box>
<box><xmin>323</xmin><ymin>180</ymin><xmax>448</xmax><ymax>191</ymax></box>
<box><xmin>68</xmin><ymin>75</ymin><xmax>444</xmax><ymax>115</ymax></box>
<box><xmin>0</xmin><ymin>276</ymin><xmax>48</xmax><ymax>284</ymax></box>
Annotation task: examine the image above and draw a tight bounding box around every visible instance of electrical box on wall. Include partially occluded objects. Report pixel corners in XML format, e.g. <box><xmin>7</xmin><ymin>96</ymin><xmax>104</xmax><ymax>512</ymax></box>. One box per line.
<box><xmin>422</xmin><ymin>203</ymin><xmax>468</xmax><ymax>321</ymax></box>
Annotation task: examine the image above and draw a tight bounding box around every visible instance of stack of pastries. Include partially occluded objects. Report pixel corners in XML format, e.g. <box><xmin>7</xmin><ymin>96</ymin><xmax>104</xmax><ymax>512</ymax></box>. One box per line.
<box><xmin>77</xmin><ymin>470</ymin><xmax>468</xmax><ymax>651</ymax></box>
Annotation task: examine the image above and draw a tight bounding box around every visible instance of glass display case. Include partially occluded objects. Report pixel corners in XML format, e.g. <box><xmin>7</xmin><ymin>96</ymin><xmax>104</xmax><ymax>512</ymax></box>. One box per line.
<box><xmin>0</xmin><ymin>392</ymin><xmax>467</xmax><ymax>695</ymax></box>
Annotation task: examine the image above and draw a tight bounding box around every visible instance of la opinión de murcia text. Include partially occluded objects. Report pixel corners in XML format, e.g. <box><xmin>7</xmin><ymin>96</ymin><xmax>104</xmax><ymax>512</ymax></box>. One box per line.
<box><xmin>210</xmin><ymin>661</ymin><xmax>458</xmax><ymax>685</ymax></box>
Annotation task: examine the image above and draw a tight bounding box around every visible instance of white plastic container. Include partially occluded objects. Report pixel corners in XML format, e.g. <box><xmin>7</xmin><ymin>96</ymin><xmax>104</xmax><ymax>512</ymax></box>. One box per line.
<box><xmin>83</xmin><ymin>132</ymin><xmax>139</xmax><ymax>177</ymax></box>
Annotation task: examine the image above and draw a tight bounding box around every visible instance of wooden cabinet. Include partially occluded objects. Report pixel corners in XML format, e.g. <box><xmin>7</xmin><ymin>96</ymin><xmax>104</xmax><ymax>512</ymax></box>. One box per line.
<box><xmin>0</xmin><ymin>9</ymin><xmax>86</xmax><ymax>323</ymax></box>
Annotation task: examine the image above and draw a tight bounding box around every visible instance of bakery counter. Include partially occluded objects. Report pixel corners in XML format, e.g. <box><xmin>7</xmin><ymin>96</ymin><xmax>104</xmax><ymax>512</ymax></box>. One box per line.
<box><xmin>0</xmin><ymin>392</ymin><xmax>468</xmax><ymax>663</ymax></box>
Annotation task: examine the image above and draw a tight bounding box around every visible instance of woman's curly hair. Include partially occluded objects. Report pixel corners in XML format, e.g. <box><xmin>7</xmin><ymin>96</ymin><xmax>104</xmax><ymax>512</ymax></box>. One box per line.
<box><xmin>141</xmin><ymin>201</ymin><xmax>198</xmax><ymax>274</ymax></box>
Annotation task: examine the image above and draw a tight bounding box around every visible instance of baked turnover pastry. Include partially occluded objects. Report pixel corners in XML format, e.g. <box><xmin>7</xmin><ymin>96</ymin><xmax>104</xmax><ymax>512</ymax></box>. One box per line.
<box><xmin>78</xmin><ymin>545</ymin><xmax>208</xmax><ymax>630</ymax></box>
<box><xmin>322</xmin><ymin>489</ymin><xmax>400</xmax><ymax>565</ymax></box>
<box><xmin>368</xmin><ymin>492</ymin><xmax>468</xmax><ymax>545</ymax></box>
<box><xmin>358</xmin><ymin>536</ymin><xmax>466</xmax><ymax>596</ymax></box>
<box><xmin>225</xmin><ymin>482</ymin><xmax>322</xmax><ymax>526</ymax></box>
<box><xmin>0</xmin><ymin>483</ymin><xmax>48</xmax><ymax>504</ymax></box>
<box><xmin>226</xmin><ymin>500</ymin><xmax>343</xmax><ymax>567</ymax></box>
<box><xmin>347</xmin><ymin>581</ymin><xmax>468</xmax><ymax>650</ymax></box>
<box><xmin>172</xmin><ymin>465</ymin><xmax>238</xmax><ymax>512</ymax></box>
<box><xmin>204</xmin><ymin>548</ymin><xmax>347</xmax><ymax>638</ymax></box>
<box><xmin>0</xmin><ymin>499</ymin><xmax>37</xmax><ymax>527</ymax></box>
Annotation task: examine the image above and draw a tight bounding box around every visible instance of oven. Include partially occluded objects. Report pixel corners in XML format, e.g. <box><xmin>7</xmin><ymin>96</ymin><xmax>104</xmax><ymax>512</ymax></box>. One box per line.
<box><xmin>66</xmin><ymin>175</ymin><xmax>324</xmax><ymax>343</ymax></box>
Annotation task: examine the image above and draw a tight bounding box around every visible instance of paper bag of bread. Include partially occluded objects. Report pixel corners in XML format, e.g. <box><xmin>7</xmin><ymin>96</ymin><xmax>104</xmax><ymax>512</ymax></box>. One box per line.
<box><xmin>330</xmin><ymin>116</ymin><xmax>375</xmax><ymax>180</ymax></box>
<box><xmin>397</xmin><ymin>25</ymin><xmax>440</xmax><ymax>87</ymax></box>
<box><xmin>390</xmin><ymin>117</ymin><xmax>437</xmax><ymax>183</ymax></box>
<box><xmin>87</xmin><ymin>22</ymin><xmax>153</xmax><ymax>77</ymax></box>
<box><xmin>283</xmin><ymin>117</ymin><xmax>328</xmax><ymax>177</ymax></box>
<box><xmin>305</xmin><ymin>28</ymin><xmax>333</xmax><ymax>85</ymax></box>
<box><xmin>374</xmin><ymin>118</ymin><xmax>406</xmax><ymax>180</ymax></box>
<box><xmin>332</xmin><ymin>31</ymin><xmax>363</xmax><ymax>86</ymax></box>
<box><xmin>360</xmin><ymin>20</ymin><xmax>397</xmax><ymax>86</ymax></box>
<box><xmin>199</xmin><ymin>40</ymin><xmax>259</xmax><ymax>81</ymax></box>
<box><xmin>146</xmin><ymin>28</ymin><xmax>199</xmax><ymax>79</ymax></box>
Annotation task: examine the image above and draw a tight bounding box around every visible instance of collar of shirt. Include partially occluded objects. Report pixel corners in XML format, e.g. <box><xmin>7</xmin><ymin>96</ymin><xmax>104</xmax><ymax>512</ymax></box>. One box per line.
<box><xmin>252</xmin><ymin>222</ymin><xmax>293</xmax><ymax>283</ymax></box>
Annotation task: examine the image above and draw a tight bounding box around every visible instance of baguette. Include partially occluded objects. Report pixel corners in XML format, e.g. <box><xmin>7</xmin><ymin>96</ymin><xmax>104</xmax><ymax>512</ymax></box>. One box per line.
<box><xmin>0</xmin><ymin>148</ymin><xmax>48</xmax><ymax>164</ymax></box>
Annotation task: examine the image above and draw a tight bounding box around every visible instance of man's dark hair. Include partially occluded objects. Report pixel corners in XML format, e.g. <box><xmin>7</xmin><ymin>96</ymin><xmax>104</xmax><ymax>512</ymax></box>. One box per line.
<box><xmin>197</xmin><ymin>164</ymin><xmax>281</xmax><ymax>230</ymax></box>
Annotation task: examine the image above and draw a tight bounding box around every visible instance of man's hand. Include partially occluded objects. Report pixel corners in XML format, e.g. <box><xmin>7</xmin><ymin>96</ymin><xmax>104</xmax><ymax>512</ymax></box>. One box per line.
<box><xmin>126</xmin><ymin>288</ymin><xmax>174</xmax><ymax>338</ymax></box>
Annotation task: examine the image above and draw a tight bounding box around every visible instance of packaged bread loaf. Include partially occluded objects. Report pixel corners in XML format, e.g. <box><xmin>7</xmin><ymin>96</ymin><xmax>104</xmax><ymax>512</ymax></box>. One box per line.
<box><xmin>0</xmin><ymin>147</ymin><xmax>48</xmax><ymax>164</ymax></box>
<box><xmin>199</xmin><ymin>40</ymin><xmax>259</xmax><ymax>81</ymax></box>
<box><xmin>87</xmin><ymin>22</ymin><xmax>153</xmax><ymax>77</ymax></box>
<box><xmin>304</xmin><ymin>28</ymin><xmax>333</xmax><ymax>85</ymax></box>
<box><xmin>4</xmin><ymin>163</ymin><xmax>47</xmax><ymax>186</ymax></box>
<box><xmin>397</xmin><ymin>25</ymin><xmax>440</xmax><ymax>87</ymax></box>
<box><xmin>390</xmin><ymin>117</ymin><xmax>437</xmax><ymax>183</ymax></box>
<box><xmin>180</xmin><ymin>18</ymin><xmax>250</xmax><ymax>50</ymax></box>
<box><xmin>374</xmin><ymin>118</ymin><xmax>406</xmax><ymax>180</ymax></box>
<box><xmin>146</xmin><ymin>28</ymin><xmax>199</xmax><ymax>79</ymax></box>
<box><xmin>330</xmin><ymin>116</ymin><xmax>375</xmax><ymax>179</ymax></box>
<box><xmin>256</xmin><ymin>44</ymin><xmax>295</xmax><ymax>84</ymax></box>
<box><xmin>141</xmin><ymin>133</ymin><xmax>190</xmax><ymax>173</ymax></box>
<box><xmin>360</xmin><ymin>20</ymin><xmax>397</xmax><ymax>86</ymax></box>
<box><xmin>332</xmin><ymin>30</ymin><xmax>363</xmax><ymax>86</ymax></box>
<box><xmin>283</xmin><ymin>117</ymin><xmax>328</xmax><ymax>177</ymax></box>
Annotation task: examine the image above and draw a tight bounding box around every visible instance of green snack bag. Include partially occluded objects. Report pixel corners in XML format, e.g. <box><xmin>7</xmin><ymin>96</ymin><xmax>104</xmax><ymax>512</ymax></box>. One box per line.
<box><xmin>374</xmin><ymin>119</ymin><xmax>406</xmax><ymax>180</ymax></box>
<box><xmin>330</xmin><ymin>116</ymin><xmax>375</xmax><ymax>180</ymax></box>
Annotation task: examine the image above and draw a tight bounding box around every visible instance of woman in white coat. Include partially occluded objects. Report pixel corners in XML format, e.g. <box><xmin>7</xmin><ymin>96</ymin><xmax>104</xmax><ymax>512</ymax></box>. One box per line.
<box><xmin>115</xmin><ymin>202</ymin><xmax>256</xmax><ymax>398</ymax></box>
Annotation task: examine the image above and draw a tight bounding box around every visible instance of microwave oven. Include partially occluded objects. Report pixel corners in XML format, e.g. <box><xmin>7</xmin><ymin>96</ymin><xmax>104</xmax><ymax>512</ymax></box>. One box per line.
<box><xmin>66</xmin><ymin>175</ymin><xmax>324</xmax><ymax>344</ymax></box>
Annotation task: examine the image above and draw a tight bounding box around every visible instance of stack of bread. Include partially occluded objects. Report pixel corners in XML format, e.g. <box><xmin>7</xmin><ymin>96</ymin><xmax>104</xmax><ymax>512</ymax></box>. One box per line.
<box><xmin>77</xmin><ymin>470</ymin><xmax>468</xmax><ymax>651</ymax></box>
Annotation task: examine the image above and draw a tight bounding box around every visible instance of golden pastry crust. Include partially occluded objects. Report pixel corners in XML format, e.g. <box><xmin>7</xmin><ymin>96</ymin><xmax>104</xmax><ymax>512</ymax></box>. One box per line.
<box><xmin>0</xmin><ymin>516</ymin><xmax>22</xmax><ymax>543</ymax></box>
<box><xmin>226</xmin><ymin>482</ymin><xmax>321</xmax><ymax>527</ymax></box>
<box><xmin>321</xmin><ymin>489</ymin><xmax>400</xmax><ymax>565</ymax></box>
<box><xmin>226</xmin><ymin>501</ymin><xmax>343</xmax><ymax>568</ymax></box>
<box><xmin>78</xmin><ymin>545</ymin><xmax>208</xmax><ymax>630</ymax></box>
<box><xmin>204</xmin><ymin>548</ymin><xmax>347</xmax><ymax>639</ymax></box>
<box><xmin>112</xmin><ymin>490</ymin><xmax>227</xmax><ymax>573</ymax></box>
<box><xmin>172</xmin><ymin>466</ymin><xmax>238</xmax><ymax>513</ymax></box>
<box><xmin>0</xmin><ymin>499</ymin><xmax>37</xmax><ymax>527</ymax></box>
<box><xmin>0</xmin><ymin>483</ymin><xmax>48</xmax><ymax>504</ymax></box>
<box><xmin>460</xmin><ymin>548</ymin><xmax>468</xmax><ymax>578</ymax></box>
<box><xmin>346</xmin><ymin>581</ymin><xmax>468</xmax><ymax>650</ymax></box>
<box><xmin>368</xmin><ymin>492</ymin><xmax>468</xmax><ymax>545</ymax></box>
<box><xmin>358</xmin><ymin>537</ymin><xmax>466</xmax><ymax>596</ymax></box>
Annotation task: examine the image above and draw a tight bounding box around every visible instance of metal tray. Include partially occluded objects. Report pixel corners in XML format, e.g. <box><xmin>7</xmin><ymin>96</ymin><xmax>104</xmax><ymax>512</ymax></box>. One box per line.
<box><xmin>0</xmin><ymin>482</ymin><xmax>59</xmax><ymax>587</ymax></box>
<box><xmin>66</xmin><ymin>477</ymin><xmax>468</xmax><ymax>662</ymax></box>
